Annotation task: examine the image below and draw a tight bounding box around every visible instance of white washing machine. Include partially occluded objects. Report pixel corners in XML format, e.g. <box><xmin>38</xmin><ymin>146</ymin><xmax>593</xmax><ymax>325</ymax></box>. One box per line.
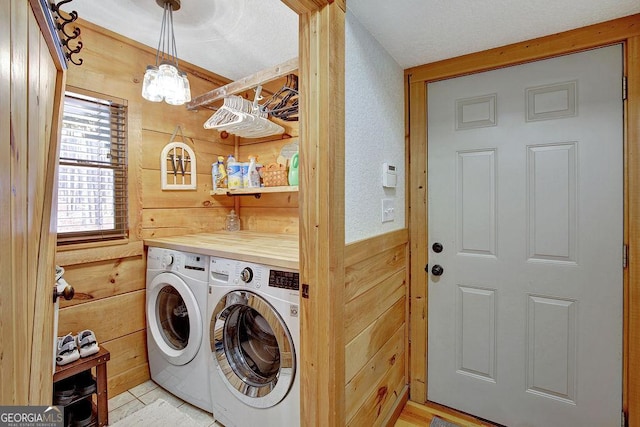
<box><xmin>146</xmin><ymin>247</ymin><xmax>212</xmax><ymax>412</ymax></box>
<box><xmin>208</xmin><ymin>256</ymin><xmax>300</xmax><ymax>427</ymax></box>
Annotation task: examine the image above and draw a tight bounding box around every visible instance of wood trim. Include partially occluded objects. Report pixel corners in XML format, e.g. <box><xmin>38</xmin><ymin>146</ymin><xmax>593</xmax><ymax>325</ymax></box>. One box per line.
<box><xmin>0</xmin><ymin>0</ymin><xmax>14</xmax><ymax>403</ymax></box>
<box><xmin>10</xmin><ymin>0</ymin><xmax>30</xmax><ymax>403</ymax></box>
<box><xmin>281</xmin><ymin>1</ymin><xmax>351</xmax><ymax>425</ymax></box>
<box><xmin>280</xmin><ymin>0</ymin><xmax>349</xmax><ymax>424</ymax></box>
<box><xmin>298</xmin><ymin>2</ymin><xmax>346</xmax><ymax>425</ymax></box>
<box><xmin>397</xmin><ymin>401</ymin><xmax>497</xmax><ymax>427</ymax></box>
<box><xmin>406</xmin><ymin>13</ymin><xmax>640</xmax><ymax>426</ymax></box>
<box><xmin>0</xmin><ymin>0</ymin><xmax>10</xmax><ymax>400</ymax></box>
<box><xmin>55</xmin><ymin>241</ymin><xmax>144</xmax><ymax>267</ymax></box>
<box><xmin>384</xmin><ymin>385</ymin><xmax>409</xmax><ymax>427</ymax></box>
<box><xmin>627</xmin><ymin>34</ymin><xmax>640</xmax><ymax>427</ymax></box>
<box><xmin>280</xmin><ymin>0</ymin><xmax>340</xmax><ymax>14</ymax></box>
<box><xmin>28</xmin><ymin>0</ymin><xmax>66</xmax><ymax>70</ymax></box>
<box><xmin>406</xmin><ymin>13</ymin><xmax>640</xmax><ymax>83</ymax></box>
<box><xmin>344</xmin><ymin>228</ymin><xmax>408</xmax><ymax>265</ymax></box>
<box><xmin>408</xmin><ymin>76</ymin><xmax>428</xmax><ymax>402</ymax></box>
<box><xmin>29</xmin><ymin>43</ymin><xmax>66</xmax><ymax>404</ymax></box>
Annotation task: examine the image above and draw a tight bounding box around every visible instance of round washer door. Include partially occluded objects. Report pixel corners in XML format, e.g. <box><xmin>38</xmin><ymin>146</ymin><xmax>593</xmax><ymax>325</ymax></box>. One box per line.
<box><xmin>211</xmin><ymin>290</ymin><xmax>296</xmax><ymax>408</ymax></box>
<box><xmin>147</xmin><ymin>272</ymin><xmax>202</xmax><ymax>366</ymax></box>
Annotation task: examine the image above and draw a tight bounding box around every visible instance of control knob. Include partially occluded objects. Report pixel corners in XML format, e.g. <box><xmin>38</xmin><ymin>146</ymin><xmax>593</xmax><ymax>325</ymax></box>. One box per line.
<box><xmin>162</xmin><ymin>254</ymin><xmax>174</xmax><ymax>268</ymax></box>
<box><xmin>241</xmin><ymin>267</ymin><xmax>254</xmax><ymax>283</ymax></box>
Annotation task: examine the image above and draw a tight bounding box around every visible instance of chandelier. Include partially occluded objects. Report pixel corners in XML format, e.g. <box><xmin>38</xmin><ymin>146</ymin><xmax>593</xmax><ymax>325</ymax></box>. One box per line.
<box><xmin>141</xmin><ymin>0</ymin><xmax>191</xmax><ymax>105</ymax></box>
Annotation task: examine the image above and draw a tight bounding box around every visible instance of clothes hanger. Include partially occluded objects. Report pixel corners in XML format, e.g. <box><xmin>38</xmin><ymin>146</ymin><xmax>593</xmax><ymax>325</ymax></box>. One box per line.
<box><xmin>261</xmin><ymin>74</ymin><xmax>299</xmax><ymax>121</ymax></box>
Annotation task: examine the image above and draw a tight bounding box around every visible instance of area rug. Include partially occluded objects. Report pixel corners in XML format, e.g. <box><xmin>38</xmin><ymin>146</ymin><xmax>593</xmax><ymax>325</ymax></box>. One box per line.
<box><xmin>110</xmin><ymin>399</ymin><xmax>198</xmax><ymax>427</ymax></box>
<box><xmin>430</xmin><ymin>416</ymin><xmax>462</xmax><ymax>427</ymax></box>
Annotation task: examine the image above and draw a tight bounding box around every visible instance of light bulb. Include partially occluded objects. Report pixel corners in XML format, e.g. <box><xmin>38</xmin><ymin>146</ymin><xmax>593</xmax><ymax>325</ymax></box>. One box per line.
<box><xmin>141</xmin><ymin>66</ymin><xmax>162</xmax><ymax>102</ymax></box>
<box><xmin>158</xmin><ymin>63</ymin><xmax>185</xmax><ymax>105</ymax></box>
<box><xmin>181</xmin><ymin>72</ymin><xmax>191</xmax><ymax>103</ymax></box>
<box><xmin>164</xmin><ymin>70</ymin><xmax>186</xmax><ymax>105</ymax></box>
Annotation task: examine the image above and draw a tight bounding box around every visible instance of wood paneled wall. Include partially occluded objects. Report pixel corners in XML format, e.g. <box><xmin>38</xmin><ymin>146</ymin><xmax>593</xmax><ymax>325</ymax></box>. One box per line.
<box><xmin>56</xmin><ymin>19</ymin><xmax>236</xmax><ymax>397</ymax></box>
<box><xmin>237</xmin><ymin>135</ymin><xmax>299</xmax><ymax>234</ymax></box>
<box><xmin>344</xmin><ymin>229</ymin><xmax>409</xmax><ymax>426</ymax></box>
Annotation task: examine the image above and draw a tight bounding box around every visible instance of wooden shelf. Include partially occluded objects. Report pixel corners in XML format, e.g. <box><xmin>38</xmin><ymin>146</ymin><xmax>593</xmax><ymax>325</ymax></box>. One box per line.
<box><xmin>210</xmin><ymin>186</ymin><xmax>298</xmax><ymax>198</ymax></box>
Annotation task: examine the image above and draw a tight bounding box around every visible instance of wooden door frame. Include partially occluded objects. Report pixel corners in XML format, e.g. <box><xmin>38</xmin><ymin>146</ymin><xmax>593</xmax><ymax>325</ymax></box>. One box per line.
<box><xmin>407</xmin><ymin>13</ymin><xmax>640</xmax><ymax>425</ymax></box>
<box><xmin>281</xmin><ymin>1</ymin><xmax>347</xmax><ymax>425</ymax></box>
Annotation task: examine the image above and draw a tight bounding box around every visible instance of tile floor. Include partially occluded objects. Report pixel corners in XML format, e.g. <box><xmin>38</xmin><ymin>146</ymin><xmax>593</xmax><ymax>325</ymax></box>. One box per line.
<box><xmin>108</xmin><ymin>380</ymin><xmax>223</xmax><ymax>426</ymax></box>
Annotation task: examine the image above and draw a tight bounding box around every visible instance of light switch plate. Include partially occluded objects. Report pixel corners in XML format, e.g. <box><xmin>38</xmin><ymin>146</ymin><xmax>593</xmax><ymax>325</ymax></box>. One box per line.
<box><xmin>382</xmin><ymin>198</ymin><xmax>395</xmax><ymax>223</ymax></box>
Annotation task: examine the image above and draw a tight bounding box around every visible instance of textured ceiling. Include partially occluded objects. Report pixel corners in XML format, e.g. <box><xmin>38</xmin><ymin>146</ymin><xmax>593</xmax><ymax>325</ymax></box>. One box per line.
<box><xmin>70</xmin><ymin>1</ymin><xmax>640</xmax><ymax>80</ymax></box>
<box><xmin>347</xmin><ymin>0</ymin><xmax>640</xmax><ymax>69</ymax></box>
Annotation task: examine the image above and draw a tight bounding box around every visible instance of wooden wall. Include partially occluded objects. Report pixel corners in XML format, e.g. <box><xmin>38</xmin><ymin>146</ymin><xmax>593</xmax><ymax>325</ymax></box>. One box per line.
<box><xmin>237</xmin><ymin>134</ymin><xmax>299</xmax><ymax>235</ymax></box>
<box><xmin>55</xmin><ymin>19</ymin><xmax>236</xmax><ymax>397</ymax></box>
<box><xmin>343</xmin><ymin>229</ymin><xmax>409</xmax><ymax>426</ymax></box>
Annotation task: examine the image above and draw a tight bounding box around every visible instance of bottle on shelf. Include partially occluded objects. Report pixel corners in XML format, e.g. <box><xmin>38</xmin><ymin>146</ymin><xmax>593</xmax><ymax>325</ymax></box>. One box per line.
<box><xmin>288</xmin><ymin>152</ymin><xmax>299</xmax><ymax>186</ymax></box>
<box><xmin>246</xmin><ymin>155</ymin><xmax>261</xmax><ymax>188</ymax></box>
<box><xmin>227</xmin><ymin>154</ymin><xmax>242</xmax><ymax>190</ymax></box>
<box><xmin>212</xmin><ymin>156</ymin><xmax>227</xmax><ymax>191</ymax></box>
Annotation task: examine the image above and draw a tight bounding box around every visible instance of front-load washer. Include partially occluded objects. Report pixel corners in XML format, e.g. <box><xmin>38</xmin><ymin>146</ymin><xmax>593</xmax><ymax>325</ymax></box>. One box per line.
<box><xmin>208</xmin><ymin>256</ymin><xmax>300</xmax><ymax>427</ymax></box>
<box><xmin>146</xmin><ymin>247</ymin><xmax>212</xmax><ymax>412</ymax></box>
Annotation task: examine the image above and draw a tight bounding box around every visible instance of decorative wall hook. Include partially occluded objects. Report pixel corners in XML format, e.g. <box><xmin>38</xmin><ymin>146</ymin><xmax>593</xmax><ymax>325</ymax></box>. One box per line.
<box><xmin>50</xmin><ymin>0</ymin><xmax>84</xmax><ymax>66</ymax></box>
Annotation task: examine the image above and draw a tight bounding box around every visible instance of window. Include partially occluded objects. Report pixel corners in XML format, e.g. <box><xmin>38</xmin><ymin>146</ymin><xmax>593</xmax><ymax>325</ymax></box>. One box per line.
<box><xmin>56</xmin><ymin>90</ymin><xmax>128</xmax><ymax>245</ymax></box>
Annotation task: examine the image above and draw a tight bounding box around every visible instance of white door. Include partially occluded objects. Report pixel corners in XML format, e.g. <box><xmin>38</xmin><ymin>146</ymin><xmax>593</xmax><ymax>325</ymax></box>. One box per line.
<box><xmin>427</xmin><ymin>45</ymin><xmax>623</xmax><ymax>427</ymax></box>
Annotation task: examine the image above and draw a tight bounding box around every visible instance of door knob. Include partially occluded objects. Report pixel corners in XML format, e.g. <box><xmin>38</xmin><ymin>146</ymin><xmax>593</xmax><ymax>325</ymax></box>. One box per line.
<box><xmin>53</xmin><ymin>281</ymin><xmax>75</xmax><ymax>303</ymax></box>
<box><xmin>431</xmin><ymin>265</ymin><xmax>444</xmax><ymax>276</ymax></box>
<box><xmin>54</xmin><ymin>265</ymin><xmax>74</xmax><ymax>303</ymax></box>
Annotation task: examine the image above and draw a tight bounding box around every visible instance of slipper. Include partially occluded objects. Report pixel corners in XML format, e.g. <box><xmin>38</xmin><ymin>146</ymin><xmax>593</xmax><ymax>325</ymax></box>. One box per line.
<box><xmin>67</xmin><ymin>398</ymin><xmax>95</xmax><ymax>427</ymax></box>
<box><xmin>56</xmin><ymin>333</ymin><xmax>80</xmax><ymax>366</ymax></box>
<box><xmin>76</xmin><ymin>330</ymin><xmax>99</xmax><ymax>358</ymax></box>
<box><xmin>53</xmin><ymin>377</ymin><xmax>77</xmax><ymax>405</ymax></box>
<box><xmin>74</xmin><ymin>370</ymin><xmax>97</xmax><ymax>396</ymax></box>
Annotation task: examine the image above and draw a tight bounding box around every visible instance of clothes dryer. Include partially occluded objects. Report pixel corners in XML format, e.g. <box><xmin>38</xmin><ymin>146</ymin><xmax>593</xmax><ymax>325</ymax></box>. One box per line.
<box><xmin>208</xmin><ymin>256</ymin><xmax>300</xmax><ymax>426</ymax></box>
<box><xmin>146</xmin><ymin>247</ymin><xmax>211</xmax><ymax>412</ymax></box>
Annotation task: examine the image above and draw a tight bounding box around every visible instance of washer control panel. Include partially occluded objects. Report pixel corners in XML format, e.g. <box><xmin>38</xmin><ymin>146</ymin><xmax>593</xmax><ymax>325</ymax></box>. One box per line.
<box><xmin>210</xmin><ymin>257</ymin><xmax>299</xmax><ymax>293</ymax></box>
<box><xmin>147</xmin><ymin>247</ymin><xmax>208</xmax><ymax>281</ymax></box>
<box><xmin>268</xmin><ymin>269</ymin><xmax>299</xmax><ymax>291</ymax></box>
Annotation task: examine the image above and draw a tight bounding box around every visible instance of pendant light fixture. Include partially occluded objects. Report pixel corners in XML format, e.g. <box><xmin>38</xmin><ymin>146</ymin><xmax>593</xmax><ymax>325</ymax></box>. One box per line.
<box><xmin>141</xmin><ymin>0</ymin><xmax>191</xmax><ymax>105</ymax></box>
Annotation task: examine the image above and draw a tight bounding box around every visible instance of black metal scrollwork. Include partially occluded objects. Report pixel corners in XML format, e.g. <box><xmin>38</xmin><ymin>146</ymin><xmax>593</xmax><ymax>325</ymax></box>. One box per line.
<box><xmin>50</xmin><ymin>0</ymin><xmax>83</xmax><ymax>66</ymax></box>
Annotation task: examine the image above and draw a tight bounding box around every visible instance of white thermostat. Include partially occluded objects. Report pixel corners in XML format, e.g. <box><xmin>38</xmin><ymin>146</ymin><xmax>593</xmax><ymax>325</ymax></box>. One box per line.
<box><xmin>382</xmin><ymin>163</ymin><xmax>397</xmax><ymax>188</ymax></box>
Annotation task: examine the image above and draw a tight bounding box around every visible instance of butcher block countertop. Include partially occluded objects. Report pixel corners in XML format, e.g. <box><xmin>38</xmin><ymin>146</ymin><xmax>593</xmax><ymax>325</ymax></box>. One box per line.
<box><xmin>144</xmin><ymin>231</ymin><xmax>299</xmax><ymax>270</ymax></box>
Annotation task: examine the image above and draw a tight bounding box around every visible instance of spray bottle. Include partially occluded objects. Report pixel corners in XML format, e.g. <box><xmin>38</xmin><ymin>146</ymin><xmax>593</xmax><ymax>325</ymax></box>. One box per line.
<box><xmin>212</xmin><ymin>156</ymin><xmax>227</xmax><ymax>191</ymax></box>
<box><xmin>247</xmin><ymin>155</ymin><xmax>261</xmax><ymax>188</ymax></box>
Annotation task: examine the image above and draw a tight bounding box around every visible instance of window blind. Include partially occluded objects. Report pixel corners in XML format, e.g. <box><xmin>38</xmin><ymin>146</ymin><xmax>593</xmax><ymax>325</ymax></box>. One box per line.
<box><xmin>57</xmin><ymin>91</ymin><xmax>128</xmax><ymax>245</ymax></box>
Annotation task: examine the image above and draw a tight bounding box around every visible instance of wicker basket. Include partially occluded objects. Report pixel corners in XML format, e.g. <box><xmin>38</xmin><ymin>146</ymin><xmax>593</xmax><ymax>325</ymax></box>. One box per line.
<box><xmin>262</xmin><ymin>163</ymin><xmax>289</xmax><ymax>187</ymax></box>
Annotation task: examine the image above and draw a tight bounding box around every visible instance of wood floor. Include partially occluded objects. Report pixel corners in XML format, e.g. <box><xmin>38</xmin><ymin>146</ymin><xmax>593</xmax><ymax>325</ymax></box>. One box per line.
<box><xmin>395</xmin><ymin>401</ymin><xmax>497</xmax><ymax>427</ymax></box>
